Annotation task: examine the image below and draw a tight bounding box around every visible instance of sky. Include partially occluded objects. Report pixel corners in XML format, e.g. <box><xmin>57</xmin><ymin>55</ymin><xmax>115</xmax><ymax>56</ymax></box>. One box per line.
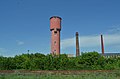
<box><xmin>0</xmin><ymin>0</ymin><xmax>120</xmax><ymax>57</ymax></box>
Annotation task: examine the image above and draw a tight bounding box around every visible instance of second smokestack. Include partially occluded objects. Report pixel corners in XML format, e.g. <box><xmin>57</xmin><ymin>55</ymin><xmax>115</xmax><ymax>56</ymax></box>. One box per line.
<box><xmin>76</xmin><ymin>32</ymin><xmax>80</xmax><ymax>57</ymax></box>
<box><xmin>101</xmin><ymin>35</ymin><xmax>104</xmax><ymax>55</ymax></box>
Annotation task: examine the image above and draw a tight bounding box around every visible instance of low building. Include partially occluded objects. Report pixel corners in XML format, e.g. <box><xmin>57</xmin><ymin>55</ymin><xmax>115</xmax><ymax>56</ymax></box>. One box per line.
<box><xmin>67</xmin><ymin>54</ymin><xmax>75</xmax><ymax>57</ymax></box>
<box><xmin>100</xmin><ymin>53</ymin><xmax>120</xmax><ymax>58</ymax></box>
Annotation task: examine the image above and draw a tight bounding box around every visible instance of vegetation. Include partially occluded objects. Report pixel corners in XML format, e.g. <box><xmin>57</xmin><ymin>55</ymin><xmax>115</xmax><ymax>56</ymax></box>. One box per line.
<box><xmin>0</xmin><ymin>51</ymin><xmax>120</xmax><ymax>70</ymax></box>
<box><xmin>0</xmin><ymin>70</ymin><xmax>120</xmax><ymax>79</ymax></box>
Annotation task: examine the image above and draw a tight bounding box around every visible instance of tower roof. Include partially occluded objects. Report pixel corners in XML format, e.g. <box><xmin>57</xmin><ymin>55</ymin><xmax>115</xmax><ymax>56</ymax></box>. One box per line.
<box><xmin>50</xmin><ymin>16</ymin><xmax>62</xmax><ymax>20</ymax></box>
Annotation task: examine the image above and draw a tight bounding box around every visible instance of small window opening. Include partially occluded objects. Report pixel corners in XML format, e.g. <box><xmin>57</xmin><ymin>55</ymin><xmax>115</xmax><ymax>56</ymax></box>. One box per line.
<box><xmin>54</xmin><ymin>41</ymin><xmax>56</xmax><ymax>45</ymax></box>
<box><xmin>54</xmin><ymin>31</ymin><xmax>57</xmax><ymax>34</ymax></box>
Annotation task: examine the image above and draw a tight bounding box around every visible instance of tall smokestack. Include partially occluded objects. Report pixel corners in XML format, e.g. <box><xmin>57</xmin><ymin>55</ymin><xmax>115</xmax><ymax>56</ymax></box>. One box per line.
<box><xmin>50</xmin><ymin>16</ymin><xmax>62</xmax><ymax>55</ymax></box>
<box><xmin>101</xmin><ymin>35</ymin><xmax>104</xmax><ymax>55</ymax></box>
<box><xmin>76</xmin><ymin>32</ymin><xmax>80</xmax><ymax>57</ymax></box>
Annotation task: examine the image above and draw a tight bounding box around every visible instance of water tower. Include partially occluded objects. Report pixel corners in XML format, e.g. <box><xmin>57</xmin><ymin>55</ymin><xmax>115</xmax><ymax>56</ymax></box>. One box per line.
<box><xmin>50</xmin><ymin>16</ymin><xmax>62</xmax><ymax>55</ymax></box>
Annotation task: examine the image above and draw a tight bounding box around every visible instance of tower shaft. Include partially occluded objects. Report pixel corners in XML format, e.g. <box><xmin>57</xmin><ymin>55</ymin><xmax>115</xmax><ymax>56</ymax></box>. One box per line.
<box><xmin>76</xmin><ymin>32</ymin><xmax>80</xmax><ymax>57</ymax></box>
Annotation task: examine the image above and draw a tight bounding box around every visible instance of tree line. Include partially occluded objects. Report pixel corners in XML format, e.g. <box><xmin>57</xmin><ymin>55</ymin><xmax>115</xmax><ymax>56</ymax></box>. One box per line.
<box><xmin>0</xmin><ymin>51</ymin><xmax>120</xmax><ymax>70</ymax></box>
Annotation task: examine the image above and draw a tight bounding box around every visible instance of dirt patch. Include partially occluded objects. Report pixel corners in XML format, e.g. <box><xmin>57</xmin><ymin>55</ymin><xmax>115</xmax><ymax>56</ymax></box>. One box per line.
<box><xmin>0</xmin><ymin>70</ymin><xmax>115</xmax><ymax>75</ymax></box>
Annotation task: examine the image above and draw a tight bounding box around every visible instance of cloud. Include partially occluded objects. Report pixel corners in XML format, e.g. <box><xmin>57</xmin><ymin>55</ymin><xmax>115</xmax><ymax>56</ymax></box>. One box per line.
<box><xmin>104</xmin><ymin>34</ymin><xmax>120</xmax><ymax>45</ymax></box>
<box><xmin>80</xmin><ymin>35</ymin><xmax>100</xmax><ymax>47</ymax></box>
<box><xmin>16</xmin><ymin>40</ymin><xmax>24</xmax><ymax>45</ymax></box>
<box><xmin>61</xmin><ymin>37</ymin><xmax>75</xmax><ymax>49</ymax></box>
<box><xmin>61</xmin><ymin>33</ymin><xmax>120</xmax><ymax>49</ymax></box>
<box><xmin>61</xmin><ymin>35</ymin><xmax>100</xmax><ymax>49</ymax></box>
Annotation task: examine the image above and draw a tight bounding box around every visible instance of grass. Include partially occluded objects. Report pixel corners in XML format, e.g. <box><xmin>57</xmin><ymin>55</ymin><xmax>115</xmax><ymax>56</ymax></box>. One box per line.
<box><xmin>0</xmin><ymin>70</ymin><xmax>120</xmax><ymax>79</ymax></box>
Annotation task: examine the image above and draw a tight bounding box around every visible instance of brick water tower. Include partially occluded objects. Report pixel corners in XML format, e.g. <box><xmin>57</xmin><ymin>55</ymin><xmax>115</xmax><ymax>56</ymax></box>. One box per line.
<box><xmin>50</xmin><ymin>16</ymin><xmax>62</xmax><ymax>55</ymax></box>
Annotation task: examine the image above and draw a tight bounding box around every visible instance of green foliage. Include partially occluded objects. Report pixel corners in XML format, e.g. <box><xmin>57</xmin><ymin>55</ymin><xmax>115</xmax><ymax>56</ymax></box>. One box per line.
<box><xmin>0</xmin><ymin>52</ymin><xmax>120</xmax><ymax>70</ymax></box>
<box><xmin>0</xmin><ymin>71</ymin><xmax>120</xmax><ymax>79</ymax></box>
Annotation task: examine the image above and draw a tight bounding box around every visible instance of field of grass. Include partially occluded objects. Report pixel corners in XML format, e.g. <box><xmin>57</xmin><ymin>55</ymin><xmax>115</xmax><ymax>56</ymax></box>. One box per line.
<box><xmin>0</xmin><ymin>70</ymin><xmax>120</xmax><ymax>79</ymax></box>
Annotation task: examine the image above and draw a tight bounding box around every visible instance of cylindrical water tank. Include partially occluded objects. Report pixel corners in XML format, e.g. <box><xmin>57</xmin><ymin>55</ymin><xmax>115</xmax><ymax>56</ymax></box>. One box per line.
<box><xmin>50</xmin><ymin>16</ymin><xmax>61</xmax><ymax>31</ymax></box>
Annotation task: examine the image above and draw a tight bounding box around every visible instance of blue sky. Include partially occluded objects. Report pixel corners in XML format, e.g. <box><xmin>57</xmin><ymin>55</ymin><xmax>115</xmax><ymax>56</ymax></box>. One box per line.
<box><xmin>0</xmin><ymin>0</ymin><xmax>120</xmax><ymax>57</ymax></box>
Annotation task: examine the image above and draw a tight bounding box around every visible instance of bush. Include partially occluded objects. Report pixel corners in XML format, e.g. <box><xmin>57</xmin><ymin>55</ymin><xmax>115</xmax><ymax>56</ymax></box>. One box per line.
<box><xmin>0</xmin><ymin>52</ymin><xmax>120</xmax><ymax>70</ymax></box>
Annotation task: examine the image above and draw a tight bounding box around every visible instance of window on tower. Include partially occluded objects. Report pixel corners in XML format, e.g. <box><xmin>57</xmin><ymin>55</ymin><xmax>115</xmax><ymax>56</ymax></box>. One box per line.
<box><xmin>54</xmin><ymin>31</ymin><xmax>57</xmax><ymax>36</ymax></box>
<box><xmin>54</xmin><ymin>41</ymin><xmax>56</xmax><ymax>45</ymax></box>
<box><xmin>54</xmin><ymin>50</ymin><xmax>56</xmax><ymax>52</ymax></box>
